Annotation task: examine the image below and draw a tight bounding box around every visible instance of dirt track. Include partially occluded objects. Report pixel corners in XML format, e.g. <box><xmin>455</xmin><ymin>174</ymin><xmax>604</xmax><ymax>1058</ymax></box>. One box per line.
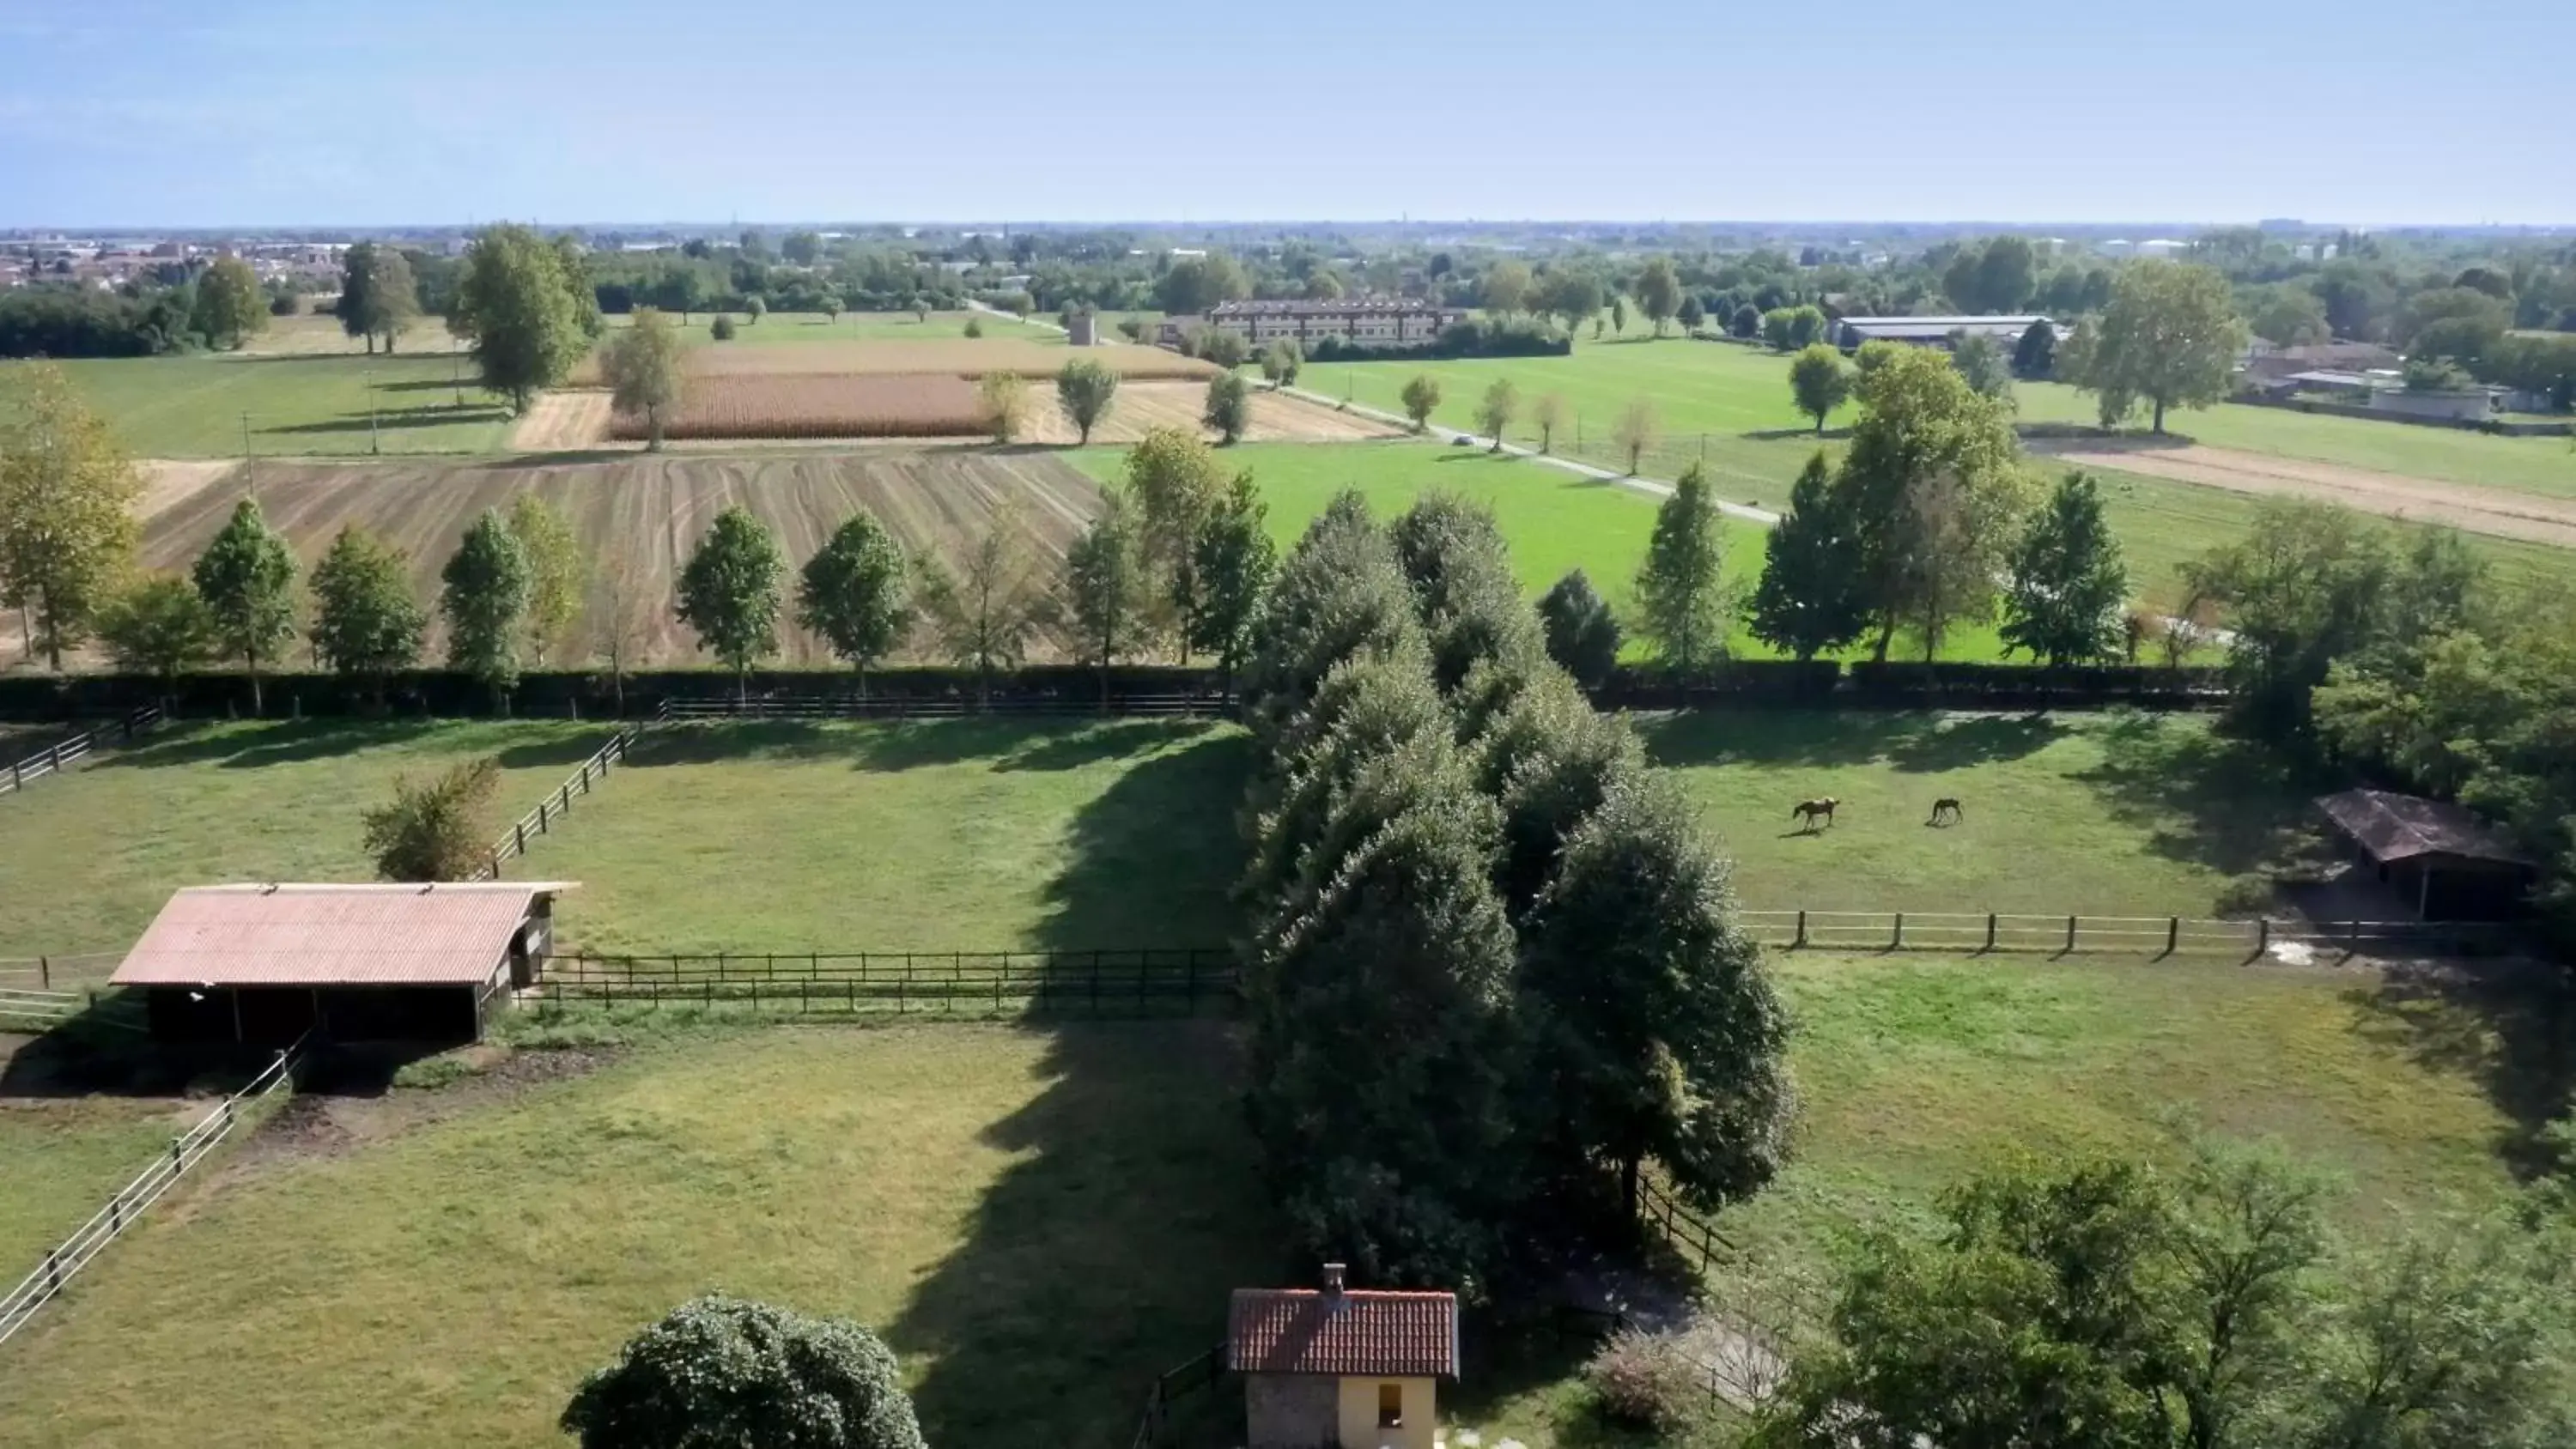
<box><xmin>508</xmin><ymin>391</ymin><xmax>616</xmax><ymax>451</ymax></box>
<box><xmin>133</xmin><ymin>452</ymin><xmax>1106</xmax><ymax>667</ymax></box>
<box><xmin>2029</xmin><ymin>437</ymin><xmax>2576</xmax><ymax>550</ymax></box>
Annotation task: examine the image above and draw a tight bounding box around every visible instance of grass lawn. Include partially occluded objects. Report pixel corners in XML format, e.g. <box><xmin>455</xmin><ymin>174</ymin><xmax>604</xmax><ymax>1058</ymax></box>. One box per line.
<box><xmin>2018</xmin><ymin>381</ymin><xmax>2576</xmax><ymax>501</ymax></box>
<box><xmin>1646</xmin><ymin>709</ymin><xmax>2326</xmax><ymax>919</ymax></box>
<box><xmin>0</xmin><ymin>719</ymin><xmax>611</xmax><ymax>960</ymax></box>
<box><xmin>0</xmin><ymin>1022</ymin><xmax>1281</xmax><ymax>1449</ymax></box>
<box><xmin>26</xmin><ymin>352</ymin><xmax>511</xmax><ymax>458</ymax></box>
<box><xmin>0</xmin><ymin>1096</ymin><xmax>186</xmax><ymax>1275</ymax></box>
<box><xmin>522</xmin><ymin>718</ymin><xmax>1252</xmax><ymax>955</ymax></box>
<box><xmin>1721</xmin><ymin>951</ymin><xmax>2524</xmax><ymax>1311</ymax></box>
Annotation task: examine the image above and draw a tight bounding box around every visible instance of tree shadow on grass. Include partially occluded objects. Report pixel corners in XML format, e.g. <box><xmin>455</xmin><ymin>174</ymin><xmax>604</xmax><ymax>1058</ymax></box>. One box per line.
<box><xmin>96</xmin><ymin>718</ymin><xmax>451</xmax><ymax>771</ymax></box>
<box><xmin>1883</xmin><ymin>713</ymin><xmax>2069</xmax><ymax>773</ymax></box>
<box><xmin>258</xmin><ymin>405</ymin><xmax>508</xmax><ymax>437</ymax></box>
<box><xmin>2343</xmin><ymin>959</ymin><xmax>2576</xmax><ymax>1179</ymax></box>
<box><xmin>2069</xmin><ymin>712</ymin><xmax>2331</xmax><ymax>882</ymax></box>
<box><xmin>617</xmin><ymin>717</ymin><xmax>1231</xmax><ymax>776</ymax></box>
<box><xmin>1033</xmin><ymin>732</ymin><xmax>1251</xmax><ymax>952</ymax></box>
<box><xmin>884</xmin><ymin>1022</ymin><xmax>1283</xmax><ymax>1449</ymax></box>
<box><xmin>1642</xmin><ymin>709</ymin><xmax>1946</xmax><ymax>773</ymax></box>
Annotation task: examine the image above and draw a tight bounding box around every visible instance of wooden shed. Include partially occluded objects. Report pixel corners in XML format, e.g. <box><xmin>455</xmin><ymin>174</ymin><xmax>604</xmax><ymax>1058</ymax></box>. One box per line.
<box><xmin>110</xmin><ymin>882</ymin><xmax>576</xmax><ymax>1046</ymax></box>
<box><xmin>2316</xmin><ymin>789</ymin><xmax>2533</xmax><ymax>921</ymax></box>
<box><xmin>1230</xmin><ymin>1265</ymin><xmax>1458</xmax><ymax>1449</ymax></box>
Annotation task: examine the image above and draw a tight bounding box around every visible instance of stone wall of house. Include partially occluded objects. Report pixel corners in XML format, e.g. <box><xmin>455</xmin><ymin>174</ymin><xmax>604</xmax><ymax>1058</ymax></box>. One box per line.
<box><xmin>1245</xmin><ymin>1372</ymin><xmax>1339</xmax><ymax>1449</ymax></box>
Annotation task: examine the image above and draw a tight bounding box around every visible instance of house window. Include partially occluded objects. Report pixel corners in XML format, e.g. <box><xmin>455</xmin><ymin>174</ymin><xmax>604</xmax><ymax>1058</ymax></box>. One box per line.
<box><xmin>1377</xmin><ymin>1382</ymin><xmax>1403</xmax><ymax>1428</ymax></box>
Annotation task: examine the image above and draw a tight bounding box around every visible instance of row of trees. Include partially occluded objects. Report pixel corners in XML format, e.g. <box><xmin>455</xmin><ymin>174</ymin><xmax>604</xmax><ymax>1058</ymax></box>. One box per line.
<box><xmin>1230</xmin><ymin>482</ymin><xmax>1793</xmax><ymax>1290</ymax></box>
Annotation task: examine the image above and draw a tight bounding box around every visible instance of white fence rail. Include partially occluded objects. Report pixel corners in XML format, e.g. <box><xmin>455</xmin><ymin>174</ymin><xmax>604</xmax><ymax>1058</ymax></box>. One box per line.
<box><xmin>1739</xmin><ymin>910</ymin><xmax>2513</xmax><ymax>959</ymax></box>
<box><xmin>0</xmin><ymin>954</ymin><xmax>122</xmax><ymax>990</ymax></box>
<box><xmin>0</xmin><ymin>707</ymin><xmax>162</xmax><ymax>797</ymax></box>
<box><xmin>0</xmin><ymin>1038</ymin><xmax>305</xmax><ymax>1348</ymax></box>
<box><xmin>0</xmin><ymin>985</ymin><xmax>87</xmax><ymax>1030</ymax></box>
<box><xmin>471</xmin><ymin>727</ymin><xmax>641</xmax><ymax>882</ymax></box>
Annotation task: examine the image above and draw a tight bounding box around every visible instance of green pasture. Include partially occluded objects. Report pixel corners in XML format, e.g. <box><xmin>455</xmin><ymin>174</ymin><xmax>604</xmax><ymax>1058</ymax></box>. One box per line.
<box><xmin>0</xmin><ymin>1099</ymin><xmax>185</xmax><ymax>1274</ymax></box>
<box><xmin>27</xmin><ymin>352</ymin><xmax>511</xmax><ymax>458</ymax></box>
<box><xmin>0</xmin><ymin>1023</ymin><xmax>1282</xmax><ymax>1449</ymax></box>
<box><xmin>2018</xmin><ymin>381</ymin><xmax>2576</xmax><ymax>502</ymax></box>
<box><xmin>1647</xmin><ymin>709</ymin><xmax>2324</xmax><ymax>919</ymax></box>
<box><xmin>0</xmin><ymin>719</ymin><xmax>611</xmax><ymax>959</ymax></box>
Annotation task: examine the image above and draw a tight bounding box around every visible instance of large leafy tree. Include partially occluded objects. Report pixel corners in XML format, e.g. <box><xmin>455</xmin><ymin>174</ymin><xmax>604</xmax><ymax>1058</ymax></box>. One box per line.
<box><xmin>1476</xmin><ymin>377</ymin><xmax>1518</xmax><ymax>452</ymax></box>
<box><xmin>1202</xmin><ymin>370</ymin><xmax>1250</xmax><ymax>445</ymax></box>
<box><xmin>1400</xmin><ymin>374</ymin><xmax>1443</xmax><ymax>433</ymax></box>
<box><xmin>1389</xmin><ymin>492</ymin><xmax>1544</xmax><ymax>694</ymax></box>
<box><xmin>1054</xmin><ymin>358</ymin><xmax>1119</xmax><ymax>445</ymax></box>
<box><xmin>1787</xmin><ymin>344</ymin><xmax>1851</xmax><ymax>433</ymax></box>
<box><xmin>453</xmin><ymin>223</ymin><xmax>592</xmax><ymax>414</ymax></box>
<box><xmin>190</xmin><ymin>497</ymin><xmax>297</xmax><ymax>711</ymax></box>
<box><xmin>1836</xmin><ymin>345</ymin><xmax>2029</xmax><ymax>660</ymax></box>
<box><xmin>1188</xmin><ymin>468</ymin><xmax>1276</xmax><ymax>690</ymax></box>
<box><xmin>94</xmin><ymin>573</ymin><xmax>216</xmax><ymax>698</ymax></box>
<box><xmin>675</xmin><ymin>506</ymin><xmax>786</xmax><ymax>702</ymax></box>
<box><xmin>1238</xmin><ymin>491</ymin><xmax>1418</xmax><ymax>746</ymax></box>
<box><xmin>1537</xmin><ymin>269</ymin><xmax>1605</xmax><ymax>337</ymax></box>
<box><xmin>562</xmin><ymin>1295</ymin><xmax>927</xmax><ymax>1449</ymax></box>
<box><xmin>1520</xmin><ymin>776</ymin><xmax>1794</xmax><ymax>1216</ymax></box>
<box><xmin>797</xmin><ymin>512</ymin><xmax>911</xmax><ymax>696</ymax></box>
<box><xmin>1631</xmin><ymin>257</ymin><xmax>1684</xmax><ymax>336</ymax></box>
<box><xmin>440</xmin><ymin>508</ymin><xmax>532</xmax><ymax>712</ymax></box>
<box><xmin>2184</xmin><ymin>500</ymin><xmax>2399</xmax><ymax>743</ymax></box>
<box><xmin>2013</xmin><ymin>318</ymin><xmax>2058</xmax><ymax>379</ymax></box>
<box><xmin>1941</xmin><ymin>235</ymin><xmax>2038</xmax><ymax>313</ymax></box>
<box><xmin>1151</xmin><ymin>252</ymin><xmax>1250</xmax><ymax>315</ymax></box>
<box><xmin>1125</xmin><ymin>427</ymin><xmax>1224</xmax><ymax>659</ymax></box>
<box><xmin>2066</xmin><ymin>259</ymin><xmax>2248</xmax><ymax>433</ymax></box>
<box><xmin>339</xmin><ymin>242</ymin><xmax>421</xmax><ymax>355</ymax></box>
<box><xmin>2001</xmin><ymin>472</ymin><xmax>2129</xmax><ymax>665</ymax></box>
<box><xmin>599</xmin><ymin>307</ymin><xmax>684</xmax><ymax>449</ymax></box>
<box><xmin>308</xmin><ymin>525</ymin><xmax>426</xmax><ymax>706</ymax></box>
<box><xmin>1633</xmin><ymin>463</ymin><xmax>1729</xmax><ymax>673</ymax></box>
<box><xmin>362</xmin><ymin>757</ymin><xmax>501</xmax><ymax>882</ymax></box>
<box><xmin>507</xmin><ymin>494</ymin><xmax>585</xmax><ymax>666</ymax></box>
<box><xmin>1535</xmin><ymin>569</ymin><xmax>1622</xmax><ymax>688</ymax></box>
<box><xmin>0</xmin><ymin>363</ymin><xmax>143</xmax><ymax>670</ymax></box>
<box><xmin>915</xmin><ymin>501</ymin><xmax>1054</xmax><ymax>703</ymax></box>
<box><xmin>1063</xmin><ymin>488</ymin><xmax>1151</xmax><ymax>698</ymax></box>
<box><xmin>190</xmin><ymin>257</ymin><xmax>268</xmax><ymax>349</ymax></box>
<box><xmin>1748</xmin><ymin>453</ymin><xmax>1868</xmax><ymax>662</ymax></box>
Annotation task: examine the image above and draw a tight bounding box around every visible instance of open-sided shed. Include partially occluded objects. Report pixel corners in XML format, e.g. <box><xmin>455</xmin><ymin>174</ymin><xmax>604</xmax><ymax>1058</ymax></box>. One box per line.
<box><xmin>110</xmin><ymin>882</ymin><xmax>576</xmax><ymax>1046</ymax></box>
<box><xmin>2316</xmin><ymin>789</ymin><xmax>2532</xmax><ymax>921</ymax></box>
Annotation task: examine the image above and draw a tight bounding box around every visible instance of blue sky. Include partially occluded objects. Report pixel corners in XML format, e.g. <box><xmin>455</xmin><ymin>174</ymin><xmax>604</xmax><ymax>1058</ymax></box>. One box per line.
<box><xmin>3</xmin><ymin>0</ymin><xmax>2566</xmax><ymax>228</ymax></box>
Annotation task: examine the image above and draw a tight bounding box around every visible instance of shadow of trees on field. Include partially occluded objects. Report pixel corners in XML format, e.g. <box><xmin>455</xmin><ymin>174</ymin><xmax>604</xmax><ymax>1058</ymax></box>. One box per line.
<box><xmin>884</xmin><ymin>1022</ymin><xmax>1283</xmax><ymax>1449</ymax></box>
<box><xmin>1034</xmin><ymin>731</ymin><xmax>1250</xmax><ymax>953</ymax></box>
<box><xmin>2070</xmin><ymin>712</ymin><xmax>2330</xmax><ymax>882</ymax></box>
<box><xmin>615</xmin><ymin>716</ymin><xmax>1228</xmax><ymax>776</ymax></box>
<box><xmin>1639</xmin><ymin>709</ymin><xmax>2066</xmax><ymax>775</ymax></box>
<box><xmin>94</xmin><ymin>718</ymin><xmax>603</xmax><ymax>774</ymax></box>
<box><xmin>2344</xmin><ymin>960</ymin><xmax>2576</xmax><ymax>1179</ymax></box>
<box><xmin>259</xmin><ymin>404</ymin><xmax>508</xmax><ymax>438</ymax></box>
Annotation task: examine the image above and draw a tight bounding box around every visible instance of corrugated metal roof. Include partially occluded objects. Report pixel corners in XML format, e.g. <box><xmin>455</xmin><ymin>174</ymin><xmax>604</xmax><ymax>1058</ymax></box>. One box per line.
<box><xmin>111</xmin><ymin>882</ymin><xmax>577</xmax><ymax>988</ymax></box>
<box><xmin>2317</xmin><ymin>790</ymin><xmax>2528</xmax><ymax>866</ymax></box>
<box><xmin>1229</xmin><ymin>1288</ymin><xmax>1459</xmax><ymax>1377</ymax></box>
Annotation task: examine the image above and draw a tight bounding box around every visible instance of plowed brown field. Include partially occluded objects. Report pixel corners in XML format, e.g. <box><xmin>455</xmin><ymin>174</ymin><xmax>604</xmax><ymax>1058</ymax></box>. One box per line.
<box><xmin>617</xmin><ymin>374</ymin><xmax>986</xmax><ymax>440</ymax></box>
<box><xmin>133</xmin><ymin>452</ymin><xmax>1104</xmax><ymax>667</ymax></box>
<box><xmin>1018</xmin><ymin>382</ymin><xmax>1405</xmax><ymax>445</ymax></box>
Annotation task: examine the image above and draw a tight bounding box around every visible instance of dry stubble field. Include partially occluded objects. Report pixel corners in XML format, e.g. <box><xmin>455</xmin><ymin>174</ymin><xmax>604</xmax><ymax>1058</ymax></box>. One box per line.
<box><xmin>136</xmin><ymin>453</ymin><xmax>1103</xmax><ymax>666</ymax></box>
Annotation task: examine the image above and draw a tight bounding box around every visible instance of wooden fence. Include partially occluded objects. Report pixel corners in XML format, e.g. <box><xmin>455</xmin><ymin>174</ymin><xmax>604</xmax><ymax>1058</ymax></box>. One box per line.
<box><xmin>0</xmin><ymin>954</ymin><xmax>122</xmax><ymax>990</ymax></box>
<box><xmin>655</xmin><ymin>693</ymin><xmax>1230</xmax><ymax>722</ymax></box>
<box><xmin>0</xmin><ymin>1037</ymin><xmax>304</xmax><ymax>1348</ymax></box>
<box><xmin>472</xmin><ymin>726</ymin><xmax>641</xmax><ymax>882</ymax></box>
<box><xmin>1128</xmin><ymin>1342</ymin><xmax>1228</xmax><ymax>1449</ymax></box>
<box><xmin>0</xmin><ymin>706</ymin><xmax>161</xmax><ymax>798</ymax></box>
<box><xmin>536</xmin><ymin>949</ymin><xmax>1237</xmax><ymax>1018</ymax></box>
<box><xmin>1740</xmin><ymin>910</ymin><xmax>2515</xmax><ymax>960</ymax></box>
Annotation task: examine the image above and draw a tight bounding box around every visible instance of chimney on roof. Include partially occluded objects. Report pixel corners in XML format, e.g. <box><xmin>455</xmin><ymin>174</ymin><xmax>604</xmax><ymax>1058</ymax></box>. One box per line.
<box><xmin>1321</xmin><ymin>1263</ymin><xmax>1346</xmax><ymax>1297</ymax></box>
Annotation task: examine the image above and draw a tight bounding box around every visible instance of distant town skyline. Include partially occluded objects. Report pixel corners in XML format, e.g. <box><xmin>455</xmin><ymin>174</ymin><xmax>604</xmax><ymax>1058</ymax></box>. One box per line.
<box><xmin>8</xmin><ymin>0</ymin><xmax>2569</xmax><ymax>231</ymax></box>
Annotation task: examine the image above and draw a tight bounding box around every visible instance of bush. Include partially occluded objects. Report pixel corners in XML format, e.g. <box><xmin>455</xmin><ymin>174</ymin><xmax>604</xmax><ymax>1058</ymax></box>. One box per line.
<box><xmin>1189</xmin><ymin>327</ymin><xmax>1250</xmax><ymax>367</ymax></box>
<box><xmin>963</xmin><ymin>316</ymin><xmax>985</xmax><ymax>339</ymax></box>
<box><xmin>709</xmin><ymin>314</ymin><xmax>738</xmax><ymax>341</ymax></box>
<box><xmin>562</xmin><ymin>1295</ymin><xmax>926</xmax><ymax>1449</ymax></box>
<box><xmin>1585</xmin><ymin>1326</ymin><xmax>1709</xmax><ymax>1432</ymax></box>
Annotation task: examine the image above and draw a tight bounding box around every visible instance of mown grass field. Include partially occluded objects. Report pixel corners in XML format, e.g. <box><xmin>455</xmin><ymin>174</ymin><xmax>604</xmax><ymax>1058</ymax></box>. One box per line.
<box><xmin>524</xmin><ymin>718</ymin><xmax>1252</xmax><ymax>955</ymax></box>
<box><xmin>1716</xmin><ymin>950</ymin><xmax>2524</xmax><ymax>1310</ymax></box>
<box><xmin>0</xmin><ymin>1096</ymin><xmax>186</xmax><ymax>1275</ymax></box>
<box><xmin>25</xmin><ymin>352</ymin><xmax>511</xmax><ymax>458</ymax></box>
<box><xmin>0</xmin><ymin>1023</ymin><xmax>1282</xmax><ymax>1449</ymax></box>
<box><xmin>1647</xmin><ymin>709</ymin><xmax>2324</xmax><ymax>918</ymax></box>
<box><xmin>0</xmin><ymin>720</ymin><xmax>611</xmax><ymax>959</ymax></box>
<box><xmin>2018</xmin><ymin>380</ymin><xmax>2576</xmax><ymax>502</ymax></box>
<box><xmin>0</xmin><ymin>954</ymin><xmax>2526</xmax><ymax>1448</ymax></box>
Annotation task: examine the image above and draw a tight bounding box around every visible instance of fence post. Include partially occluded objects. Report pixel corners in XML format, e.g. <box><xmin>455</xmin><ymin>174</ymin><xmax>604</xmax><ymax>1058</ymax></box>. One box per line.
<box><xmin>44</xmin><ymin>1249</ymin><xmax>60</xmax><ymax>1297</ymax></box>
<box><xmin>38</xmin><ymin>955</ymin><xmax>46</xmax><ymax>990</ymax></box>
<box><xmin>2255</xmin><ymin>918</ymin><xmax>2270</xmax><ymax>956</ymax></box>
<box><xmin>538</xmin><ymin>800</ymin><xmax>550</xmax><ymax>834</ymax></box>
<box><xmin>2166</xmin><ymin>917</ymin><xmax>2180</xmax><ymax>958</ymax></box>
<box><xmin>1984</xmin><ymin>913</ymin><xmax>1997</xmax><ymax>953</ymax></box>
<box><xmin>1794</xmin><ymin>909</ymin><xmax>1807</xmax><ymax>949</ymax></box>
<box><xmin>2065</xmin><ymin>914</ymin><xmax>2079</xmax><ymax>954</ymax></box>
<box><xmin>490</xmin><ymin>851</ymin><xmax>503</xmax><ymax>881</ymax></box>
<box><xmin>515</xmin><ymin>821</ymin><xmax>528</xmax><ymax>854</ymax></box>
<box><xmin>1892</xmin><ymin>912</ymin><xmax>1905</xmax><ymax>949</ymax></box>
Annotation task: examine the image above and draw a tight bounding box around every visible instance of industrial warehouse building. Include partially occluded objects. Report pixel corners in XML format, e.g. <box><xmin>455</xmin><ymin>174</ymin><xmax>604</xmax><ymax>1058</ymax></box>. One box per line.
<box><xmin>109</xmin><ymin>882</ymin><xmax>575</xmax><ymax>1046</ymax></box>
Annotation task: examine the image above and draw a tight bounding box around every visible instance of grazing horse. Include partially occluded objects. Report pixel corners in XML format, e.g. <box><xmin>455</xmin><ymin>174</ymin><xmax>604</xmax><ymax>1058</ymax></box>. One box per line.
<box><xmin>1791</xmin><ymin>797</ymin><xmax>1839</xmax><ymax>831</ymax></box>
<box><xmin>1929</xmin><ymin>797</ymin><xmax>1964</xmax><ymax>826</ymax></box>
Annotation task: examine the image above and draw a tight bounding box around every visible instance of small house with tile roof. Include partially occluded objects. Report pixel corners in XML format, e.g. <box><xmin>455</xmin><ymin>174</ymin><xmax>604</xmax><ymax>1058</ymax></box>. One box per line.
<box><xmin>1230</xmin><ymin>1264</ymin><xmax>1458</xmax><ymax>1449</ymax></box>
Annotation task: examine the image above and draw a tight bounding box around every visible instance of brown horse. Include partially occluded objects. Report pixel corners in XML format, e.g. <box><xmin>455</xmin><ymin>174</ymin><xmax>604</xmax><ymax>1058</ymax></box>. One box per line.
<box><xmin>1791</xmin><ymin>797</ymin><xmax>1839</xmax><ymax>831</ymax></box>
<box><xmin>1929</xmin><ymin>797</ymin><xmax>1964</xmax><ymax>826</ymax></box>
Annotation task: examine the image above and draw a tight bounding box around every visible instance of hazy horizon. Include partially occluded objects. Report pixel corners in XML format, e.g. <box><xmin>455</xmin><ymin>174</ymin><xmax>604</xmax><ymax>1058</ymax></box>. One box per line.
<box><xmin>9</xmin><ymin>0</ymin><xmax>2568</xmax><ymax>231</ymax></box>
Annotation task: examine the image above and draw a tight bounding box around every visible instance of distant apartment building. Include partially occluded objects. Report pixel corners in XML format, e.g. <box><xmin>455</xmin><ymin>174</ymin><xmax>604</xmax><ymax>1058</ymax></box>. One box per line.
<box><xmin>1159</xmin><ymin>299</ymin><xmax>1469</xmax><ymax>351</ymax></box>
